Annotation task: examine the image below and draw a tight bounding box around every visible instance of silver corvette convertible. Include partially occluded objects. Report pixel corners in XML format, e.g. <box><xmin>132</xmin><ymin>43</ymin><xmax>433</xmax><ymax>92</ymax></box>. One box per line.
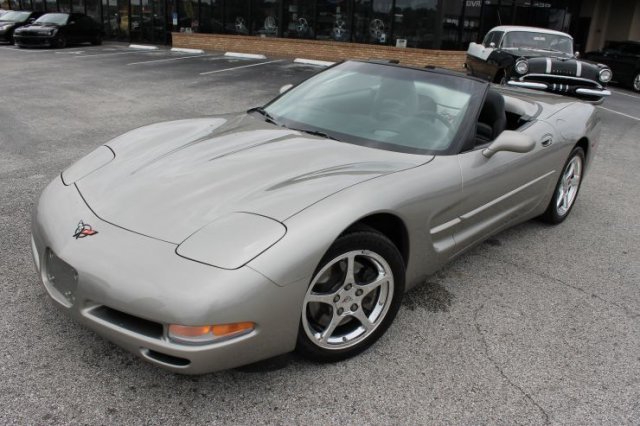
<box><xmin>32</xmin><ymin>60</ymin><xmax>600</xmax><ymax>374</ymax></box>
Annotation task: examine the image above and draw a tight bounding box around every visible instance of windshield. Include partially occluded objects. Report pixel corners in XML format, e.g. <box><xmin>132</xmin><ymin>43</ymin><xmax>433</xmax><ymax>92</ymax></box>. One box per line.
<box><xmin>502</xmin><ymin>31</ymin><xmax>573</xmax><ymax>55</ymax></box>
<box><xmin>263</xmin><ymin>61</ymin><xmax>484</xmax><ymax>154</ymax></box>
<box><xmin>0</xmin><ymin>11</ymin><xmax>31</xmax><ymax>22</ymax></box>
<box><xmin>34</xmin><ymin>13</ymin><xmax>68</xmax><ymax>25</ymax></box>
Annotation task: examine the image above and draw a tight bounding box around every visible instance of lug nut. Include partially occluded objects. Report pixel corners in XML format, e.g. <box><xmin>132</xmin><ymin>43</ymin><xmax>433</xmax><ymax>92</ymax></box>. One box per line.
<box><xmin>355</xmin><ymin>289</ymin><xmax>363</xmax><ymax>296</ymax></box>
<box><xmin>351</xmin><ymin>304</ymin><xmax>358</xmax><ymax>311</ymax></box>
<box><xmin>345</xmin><ymin>284</ymin><xmax>352</xmax><ymax>290</ymax></box>
<box><xmin>337</xmin><ymin>308</ymin><xmax>344</xmax><ymax>315</ymax></box>
<box><xmin>333</xmin><ymin>295</ymin><xmax>340</xmax><ymax>303</ymax></box>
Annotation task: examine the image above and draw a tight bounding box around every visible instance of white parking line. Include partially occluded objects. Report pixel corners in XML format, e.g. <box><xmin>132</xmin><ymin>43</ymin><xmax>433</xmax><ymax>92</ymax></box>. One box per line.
<box><xmin>75</xmin><ymin>50</ymin><xmax>161</xmax><ymax>58</ymax></box>
<box><xmin>199</xmin><ymin>59</ymin><xmax>283</xmax><ymax>75</ymax></box>
<box><xmin>599</xmin><ymin>106</ymin><xmax>640</xmax><ymax>122</ymax></box>
<box><xmin>611</xmin><ymin>89</ymin><xmax>640</xmax><ymax>100</ymax></box>
<box><xmin>127</xmin><ymin>54</ymin><xmax>220</xmax><ymax>65</ymax></box>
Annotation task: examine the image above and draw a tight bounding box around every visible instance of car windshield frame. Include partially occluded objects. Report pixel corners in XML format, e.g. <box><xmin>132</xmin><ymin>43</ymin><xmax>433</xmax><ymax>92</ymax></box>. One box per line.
<box><xmin>501</xmin><ymin>31</ymin><xmax>574</xmax><ymax>55</ymax></box>
<box><xmin>260</xmin><ymin>61</ymin><xmax>486</xmax><ymax>155</ymax></box>
<box><xmin>34</xmin><ymin>13</ymin><xmax>69</xmax><ymax>25</ymax></box>
<box><xmin>0</xmin><ymin>11</ymin><xmax>31</xmax><ymax>22</ymax></box>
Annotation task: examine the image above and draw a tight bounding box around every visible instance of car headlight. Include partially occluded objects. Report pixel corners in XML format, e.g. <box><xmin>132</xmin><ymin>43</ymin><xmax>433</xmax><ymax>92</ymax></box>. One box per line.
<box><xmin>61</xmin><ymin>145</ymin><xmax>115</xmax><ymax>185</ymax></box>
<box><xmin>48</xmin><ymin>28</ymin><xmax>58</xmax><ymax>36</ymax></box>
<box><xmin>168</xmin><ymin>322</ymin><xmax>255</xmax><ymax>345</ymax></box>
<box><xmin>599</xmin><ymin>68</ymin><xmax>612</xmax><ymax>83</ymax></box>
<box><xmin>176</xmin><ymin>212</ymin><xmax>286</xmax><ymax>269</ymax></box>
<box><xmin>515</xmin><ymin>59</ymin><xmax>529</xmax><ymax>75</ymax></box>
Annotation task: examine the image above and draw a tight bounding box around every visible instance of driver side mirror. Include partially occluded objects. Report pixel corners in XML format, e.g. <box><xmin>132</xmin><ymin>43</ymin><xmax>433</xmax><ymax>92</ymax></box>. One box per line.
<box><xmin>482</xmin><ymin>130</ymin><xmax>535</xmax><ymax>158</ymax></box>
<box><xmin>574</xmin><ymin>51</ymin><xmax>580</xmax><ymax>58</ymax></box>
<box><xmin>489</xmin><ymin>42</ymin><xmax>496</xmax><ymax>48</ymax></box>
<box><xmin>279</xmin><ymin>84</ymin><xmax>293</xmax><ymax>94</ymax></box>
<box><xmin>69</xmin><ymin>20</ymin><xmax>76</xmax><ymax>25</ymax></box>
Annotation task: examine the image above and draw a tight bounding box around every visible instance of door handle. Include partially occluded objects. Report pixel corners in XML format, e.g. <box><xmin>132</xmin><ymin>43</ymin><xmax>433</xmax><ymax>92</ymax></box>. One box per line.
<box><xmin>541</xmin><ymin>137</ymin><xmax>553</xmax><ymax>147</ymax></box>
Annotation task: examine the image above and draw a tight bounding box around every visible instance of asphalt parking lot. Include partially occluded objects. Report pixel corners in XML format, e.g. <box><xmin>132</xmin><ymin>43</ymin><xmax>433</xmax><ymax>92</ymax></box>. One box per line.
<box><xmin>1</xmin><ymin>42</ymin><xmax>639</xmax><ymax>424</ymax></box>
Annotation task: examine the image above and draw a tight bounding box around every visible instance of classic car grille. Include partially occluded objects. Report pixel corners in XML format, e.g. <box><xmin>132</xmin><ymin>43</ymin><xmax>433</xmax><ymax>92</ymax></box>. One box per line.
<box><xmin>550</xmin><ymin>60</ymin><xmax>577</xmax><ymax>76</ymax></box>
<box><xmin>17</xmin><ymin>36</ymin><xmax>49</xmax><ymax>45</ymax></box>
<box><xmin>87</xmin><ymin>305</ymin><xmax>164</xmax><ymax>339</ymax></box>
<box><xmin>522</xmin><ymin>74</ymin><xmax>600</xmax><ymax>88</ymax></box>
<box><xmin>44</xmin><ymin>249</ymin><xmax>78</xmax><ymax>306</ymax></box>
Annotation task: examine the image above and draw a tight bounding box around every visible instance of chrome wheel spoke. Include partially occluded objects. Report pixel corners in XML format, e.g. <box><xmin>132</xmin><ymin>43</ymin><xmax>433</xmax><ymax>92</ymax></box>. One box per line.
<box><xmin>344</xmin><ymin>253</ymin><xmax>356</xmax><ymax>285</ymax></box>
<box><xmin>357</xmin><ymin>275</ymin><xmax>388</xmax><ymax>294</ymax></box>
<box><xmin>306</xmin><ymin>292</ymin><xmax>337</xmax><ymax>305</ymax></box>
<box><xmin>351</xmin><ymin>309</ymin><xmax>372</xmax><ymax>330</ymax></box>
<box><xmin>319</xmin><ymin>315</ymin><xmax>341</xmax><ymax>343</ymax></box>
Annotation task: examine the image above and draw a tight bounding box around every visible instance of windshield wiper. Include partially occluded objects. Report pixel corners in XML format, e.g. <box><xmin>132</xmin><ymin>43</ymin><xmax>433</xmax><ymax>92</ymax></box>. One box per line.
<box><xmin>248</xmin><ymin>107</ymin><xmax>280</xmax><ymax>126</ymax></box>
<box><xmin>290</xmin><ymin>128</ymin><xmax>340</xmax><ymax>141</ymax></box>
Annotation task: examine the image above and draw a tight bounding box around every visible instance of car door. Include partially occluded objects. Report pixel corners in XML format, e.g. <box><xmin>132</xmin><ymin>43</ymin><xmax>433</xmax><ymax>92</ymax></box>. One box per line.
<box><xmin>452</xmin><ymin>119</ymin><xmax>558</xmax><ymax>254</ymax></box>
<box><xmin>65</xmin><ymin>14</ymin><xmax>82</xmax><ymax>43</ymax></box>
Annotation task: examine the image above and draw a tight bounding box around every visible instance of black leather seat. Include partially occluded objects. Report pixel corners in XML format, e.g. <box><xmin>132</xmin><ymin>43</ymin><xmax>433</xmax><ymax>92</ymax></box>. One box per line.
<box><xmin>476</xmin><ymin>89</ymin><xmax>507</xmax><ymax>144</ymax></box>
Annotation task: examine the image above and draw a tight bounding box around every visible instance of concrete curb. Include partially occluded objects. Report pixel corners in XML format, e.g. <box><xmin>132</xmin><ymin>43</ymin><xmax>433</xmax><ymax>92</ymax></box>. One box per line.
<box><xmin>129</xmin><ymin>44</ymin><xmax>159</xmax><ymax>50</ymax></box>
<box><xmin>170</xmin><ymin>47</ymin><xmax>205</xmax><ymax>54</ymax></box>
<box><xmin>293</xmin><ymin>58</ymin><xmax>335</xmax><ymax>67</ymax></box>
<box><xmin>224</xmin><ymin>52</ymin><xmax>267</xmax><ymax>59</ymax></box>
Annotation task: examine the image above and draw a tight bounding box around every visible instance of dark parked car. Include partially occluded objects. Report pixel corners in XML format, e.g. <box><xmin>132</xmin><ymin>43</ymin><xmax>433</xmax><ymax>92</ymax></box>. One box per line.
<box><xmin>13</xmin><ymin>12</ymin><xmax>102</xmax><ymax>48</ymax></box>
<box><xmin>0</xmin><ymin>10</ymin><xmax>44</xmax><ymax>44</ymax></box>
<box><xmin>585</xmin><ymin>41</ymin><xmax>640</xmax><ymax>92</ymax></box>
<box><xmin>466</xmin><ymin>26</ymin><xmax>612</xmax><ymax>101</ymax></box>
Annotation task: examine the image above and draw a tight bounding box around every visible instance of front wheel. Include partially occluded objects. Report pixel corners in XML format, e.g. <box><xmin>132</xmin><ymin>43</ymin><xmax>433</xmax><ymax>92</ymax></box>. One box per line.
<box><xmin>633</xmin><ymin>72</ymin><xmax>640</xmax><ymax>92</ymax></box>
<box><xmin>540</xmin><ymin>147</ymin><xmax>585</xmax><ymax>224</ymax></box>
<box><xmin>296</xmin><ymin>228</ymin><xmax>405</xmax><ymax>362</ymax></box>
<box><xmin>55</xmin><ymin>36</ymin><xmax>66</xmax><ymax>48</ymax></box>
<box><xmin>91</xmin><ymin>35</ymin><xmax>102</xmax><ymax>45</ymax></box>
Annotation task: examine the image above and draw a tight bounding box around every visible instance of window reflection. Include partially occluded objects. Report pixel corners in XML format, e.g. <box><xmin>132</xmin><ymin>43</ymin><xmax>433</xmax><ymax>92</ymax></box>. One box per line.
<box><xmin>316</xmin><ymin>0</ymin><xmax>350</xmax><ymax>42</ymax></box>
<box><xmin>224</xmin><ymin>0</ymin><xmax>249</xmax><ymax>34</ymax></box>
<box><xmin>353</xmin><ymin>0</ymin><xmax>392</xmax><ymax>45</ymax></box>
<box><xmin>393</xmin><ymin>0</ymin><xmax>438</xmax><ymax>48</ymax></box>
<box><xmin>282</xmin><ymin>0</ymin><xmax>314</xmax><ymax>39</ymax></box>
<box><xmin>253</xmin><ymin>0</ymin><xmax>279</xmax><ymax>37</ymax></box>
<box><xmin>200</xmin><ymin>0</ymin><xmax>222</xmax><ymax>33</ymax></box>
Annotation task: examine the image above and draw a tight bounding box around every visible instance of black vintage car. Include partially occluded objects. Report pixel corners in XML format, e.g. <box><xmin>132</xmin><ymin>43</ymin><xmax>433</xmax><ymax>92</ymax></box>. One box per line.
<box><xmin>0</xmin><ymin>10</ymin><xmax>44</xmax><ymax>44</ymax></box>
<box><xmin>466</xmin><ymin>26</ymin><xmax>612</xmax><ymax>101</ymax></box>
<box><xmin>585</xmin><ymin>41</ymin><xmax>640</xmax><ymax>92</ymax></box>
<box><xmin>13</xmin><ymin>12</ymin><xmax>102</xmax><ymax>48</ymax></box>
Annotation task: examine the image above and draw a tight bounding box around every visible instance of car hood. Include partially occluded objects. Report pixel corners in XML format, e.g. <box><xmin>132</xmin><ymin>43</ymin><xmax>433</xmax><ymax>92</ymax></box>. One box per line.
<box><xmin>76</xmin><ymin>114</ymin><xmax>429</xmax><ymax>244</ymax></box>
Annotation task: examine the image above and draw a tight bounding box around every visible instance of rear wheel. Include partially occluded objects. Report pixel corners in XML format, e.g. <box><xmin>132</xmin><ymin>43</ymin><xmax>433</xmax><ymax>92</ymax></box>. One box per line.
<box><xmin>296</xmin><ymin>228</ymin><xmax>405</xmax><ymax>362</ymax></box>
<box><xmin>56</xmin><ymin>36</ymin><xmax>67</xmax><ymax>48</ymax></box>
<box><xmin>633</xmin><ymin>72</ymin><xmax>640</xmax><ymax>92</ymax></box>
<box><xmin>91</xmin><ymin>35</ymin><xmax>102</xmax><ymax>45</ymax></box>
<box><xmin>540</xmin><ymin>147</ymin><xmax>585</xmax><ymax>224</ymax></box>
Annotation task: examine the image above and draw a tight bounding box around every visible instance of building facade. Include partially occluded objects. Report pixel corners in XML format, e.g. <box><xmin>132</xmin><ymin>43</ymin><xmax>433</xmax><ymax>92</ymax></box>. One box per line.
<box><xmin>2</xmin><ymin>0</ymin><xmax>638</xmax><ymax>52</ymax></box>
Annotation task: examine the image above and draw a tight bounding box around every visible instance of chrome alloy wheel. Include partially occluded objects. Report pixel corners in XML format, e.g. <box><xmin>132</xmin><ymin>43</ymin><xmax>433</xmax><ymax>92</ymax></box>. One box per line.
<box><xmin>556</xmin><ymin>155</ymin><xmax>582</xmax><ymax>216</ymax></box>
<box><xmin>634</xmin><ymin>73</ymin><xmax>640</xmax><ymax>92</ymax></box>
<box><xmin>302</xmin><ymin>250</ymin><xmax>394</xmax><ymax>350</ymax></box>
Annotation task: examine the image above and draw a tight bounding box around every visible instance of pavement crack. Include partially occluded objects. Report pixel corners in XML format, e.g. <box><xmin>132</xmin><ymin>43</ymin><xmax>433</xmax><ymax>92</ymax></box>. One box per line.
<box><xmin>474</xmin><ymin>303</ymin><xmax>551</xmax><ymax>425</ymax></box>
<box><xmin>474</xmin><ymin>253</ymin><xmax>640</xmax><ymax>320</ymax></box>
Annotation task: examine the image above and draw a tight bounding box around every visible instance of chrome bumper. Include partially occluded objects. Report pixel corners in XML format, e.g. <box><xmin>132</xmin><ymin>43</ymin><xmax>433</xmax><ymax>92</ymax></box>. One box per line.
<box><xmin>507</xmin><ymin>81</ymin><xmax>611</xmax><ymax>97</ymax></box>
<box><xmin>31</xmin><ymin>177</ymin><xmax>305</xmax><ymax>374</ymax></box>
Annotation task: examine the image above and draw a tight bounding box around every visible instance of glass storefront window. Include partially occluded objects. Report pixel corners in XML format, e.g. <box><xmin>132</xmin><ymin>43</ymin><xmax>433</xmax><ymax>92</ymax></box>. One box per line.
<box><xmin>282</xmin><ymin>0</ymin><xmax>314</xmax><ymax>39</ymax></box>
<box><xmin>20</xmin><ymin>0</ymin><xmax>33</xmax><ymax>9</ymax></box>
<box><xmin>393</xmin><ymin>0</ymin><xmax>438</xmax><ymax>48</ymax></box>
<box><xmin>33</xmin><ymin>0</ymin><xmax>45</xmax><ymax>11</ymax></box>
<box><xmin>85</xmin><ymin>0</ymin><xmax>99</xmax><ymax>20</ymax></box>
<box><xmin>224</xmin><ymin>0</ymin><xmax>249</xmax><ymax>34</ymax></box>
<box><xmin>71</xmin><ymin>0</ymin><xmax>83</xmax><ymax>13</ymax></box>
<box><xmin>316</xmin><ymin>0</ymin><xmax>351</xmax><ymax>42</ymax></box>
<box><xmin>252</xmin><ymin>0</ymin><xmax>279</xmax><ymax>37</ymax></box>
<box><xmin>176</xmin><ymin>0</ymin><xmax>197</xmax><ymax>32</ymax></box>
<box><xmin>353</xmin><ymin>0</ymin><xmax>392</xmax><ymax>45</ymax></box>
<box><xmin>199</xmin><ymin>0</ymin><xmax>222</xmax><ymax>33</ymax></box>
<box><xmin>58</xmin><ymin>0</ymin><xmax>71</xmax><ymax>12</ymax></box>
<box><xmin>45</xmin><ymin>0</ymin><xmax>57</xmax><ymax>12</ymax></box>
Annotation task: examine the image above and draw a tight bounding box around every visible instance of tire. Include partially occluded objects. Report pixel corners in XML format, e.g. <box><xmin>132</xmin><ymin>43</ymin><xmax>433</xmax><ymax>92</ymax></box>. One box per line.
<box><xmin>540</xmin><ymin>147</ymin><xmax>585</xmax><ymax>224</ymax></box>
<box><xmin>91</xmin><ymin>35</ymin><xmax>102</xmax><ymax>45</ymax></box>
<box><xmin>296</xmin><ymin>228</ymin><xmax>405</xmax><ymax>362</ymax></box>
<box><xmin>632</xmin><ymin>72</ymin><xmax>640</xmax><ymax>93</ymax></box>
<box><xmin>56</xmin><ymin>36</ymin><xmax>66</xmax><ymax>48</ymax></box>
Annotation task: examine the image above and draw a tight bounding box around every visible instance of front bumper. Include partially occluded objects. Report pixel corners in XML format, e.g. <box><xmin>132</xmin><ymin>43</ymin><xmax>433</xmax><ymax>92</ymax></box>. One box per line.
<box><xmin>31</xmin><ymin>176</ymin><xmax>306</xmax><ymax>374</ymax></box>
<box><xmin>14</xmin><ymin>34</ymin><xmax>55</xmax><ymax>47</ymax></box>
<box><xmin>508</xmin><ymin>74</ymin><xmax>611</xmax><ymax>99</ymax></box>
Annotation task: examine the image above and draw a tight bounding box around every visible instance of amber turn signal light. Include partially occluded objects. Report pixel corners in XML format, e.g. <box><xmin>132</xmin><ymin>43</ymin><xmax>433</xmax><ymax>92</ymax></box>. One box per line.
<box><xmin>168</xmin><ymin>322</ymin><xmax>255</xmax><ymax>345</ymax></box>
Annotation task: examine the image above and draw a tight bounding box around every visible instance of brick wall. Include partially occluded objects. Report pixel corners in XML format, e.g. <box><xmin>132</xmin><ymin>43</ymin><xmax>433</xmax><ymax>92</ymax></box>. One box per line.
<box><xmin>172</xmin><ymin>33</ymin><xmax>466</xmax><ymax>70</ymax></box>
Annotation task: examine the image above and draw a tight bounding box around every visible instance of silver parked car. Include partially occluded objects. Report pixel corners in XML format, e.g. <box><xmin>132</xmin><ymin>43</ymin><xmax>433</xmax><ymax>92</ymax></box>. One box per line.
<box><xmin>32</xmin><ymin>61</ymin><xmax>600</xmax><ymax>374</ymax></box>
